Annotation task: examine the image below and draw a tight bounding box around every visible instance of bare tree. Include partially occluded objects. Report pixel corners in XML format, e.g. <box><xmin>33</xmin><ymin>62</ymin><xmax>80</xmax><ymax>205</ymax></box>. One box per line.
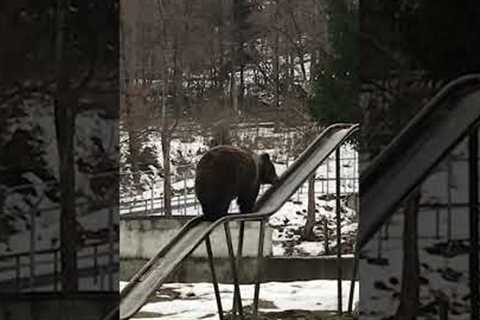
<box><xmin>394</xmin><ymin>189</ymin><xmax>420</xmax><ymax>320</ymax></box>
<box><xmin>54</xmin><ymin>0</ymin><xmax>78</xmax><ymax>292</ymax></box>
<box><xmin>120</xmin><ymin>0</ymin><xmax>333</xmax><ymax>217</ymax></box>
<box><xmin>303</xmin><ymin>172</ymin><xmax>316</xmax><ymax>240</ymax></box>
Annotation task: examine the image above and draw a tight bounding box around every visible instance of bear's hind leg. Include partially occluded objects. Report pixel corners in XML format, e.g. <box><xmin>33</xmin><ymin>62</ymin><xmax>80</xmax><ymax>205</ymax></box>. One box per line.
<box><xmin>237</xmin><ymin>195</ymin><xmax>257</xmax><ymax>214</ymax></box>
<box><xmin>237</xmin><ymin>183</ymin><xmax>260</xmax><ymax>214</ymax></box>
<box><xmin>200</xmin><ymin>200</ymin><xmax>231</xmax><ymax>221</ymax></box>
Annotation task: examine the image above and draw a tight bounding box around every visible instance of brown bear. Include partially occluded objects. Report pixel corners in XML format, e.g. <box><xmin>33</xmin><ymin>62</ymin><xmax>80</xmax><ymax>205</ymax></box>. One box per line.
<box><xmin>194</xmin><ymin>145</ymin><xmax>279</xmax><ymax>221</ymax></box>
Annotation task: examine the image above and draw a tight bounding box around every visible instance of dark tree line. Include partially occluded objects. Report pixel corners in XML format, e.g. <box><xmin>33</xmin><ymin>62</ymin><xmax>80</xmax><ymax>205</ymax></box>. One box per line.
<box><xmin>0</xmin><ymin>0</ymin><xmax>118</xmax><ymax>292</ymax></box>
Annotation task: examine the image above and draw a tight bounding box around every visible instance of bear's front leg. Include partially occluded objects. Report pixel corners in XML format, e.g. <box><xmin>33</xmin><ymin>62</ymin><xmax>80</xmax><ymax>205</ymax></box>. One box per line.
<box><xmin>237</xmin><ymin>184</ymin><xmax>260</xmax><ymax>214</ymax></box>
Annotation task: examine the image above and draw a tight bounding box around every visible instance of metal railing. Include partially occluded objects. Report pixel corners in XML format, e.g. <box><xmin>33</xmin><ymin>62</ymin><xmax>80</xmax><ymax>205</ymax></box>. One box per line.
<box><xmin>120</xmin><ymin>151</ymin><xmax>359</xmax><ymax>216</ymax></box>
<box><xmin>0</xmin><ymin>241</ymin><xmax>119</xmax><ymax>292</ymax></box>
<box><xmin>0</xmin><ymin>200</ymin><xmax>118</xmax><ymax>292</ymax></box>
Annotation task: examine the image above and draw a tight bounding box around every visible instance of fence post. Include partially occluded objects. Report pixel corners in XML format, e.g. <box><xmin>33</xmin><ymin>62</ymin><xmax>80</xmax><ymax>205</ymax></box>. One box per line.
<box><xmin>336</xmin><ymin>146</ymin><xmax>343</xmax><ymax>315</ymax></box>
<box><xmin>30</xmin><ymin>208</ymin><xmax>35</xmax><ymax>291</ymax></box>
<box><xmin>177</xmin><ymin>190</ymin><xmax>181</xmax><ymax>215</ymax></box>
<box><xmin>15</xmin><ymin>255</ymin><xmax>20</xmax><ymax>291</ymax></box>
<box><xmin>326</xmin><ymin>157</ymin><xmax>330</xmax><ymax>194</ymax></box>
<box><xmin>99</xmin><ymin>266</ymin><xmax>105</xmax><ymax>291</ymax></box>
<box><xmin>469</xmin><ymin>129</ymin><xmax>479</xmax><ymax>320</ymax></box>
<box><xmin>109</xmin><ymin>207</ymin><xmax>115</xmax><ymax>291</ymax></box>
<box><xmin>447</xmin><ymin>156</ymin><xmax>453</xmax><ymax>241</ymax></box>
<box><xmin>54</xmin><ymin>251</ymin><xmax>58</xmax><ymax>291</ymax></box>
<box><xmin>348</xmin><ymin>253</ymin><xmax>359</xmax><ymax>314</ymax></box>
<box><xmin>94</xmin><ymin>244</ymin><xmax>98</xmax><ymax>285</ymax></box>
<box><xmin>150</xmin><ymin>180</ymin><xmax>154</xmax><ymax>214</ymax></box>
<box><xmin>184</xmin><ymin>171</ymin><xmax>188</xmax><ymax>215</ymax></box>
<box><xmin>353</xmin><ymin>148</ymin><xmax>357</xmax><ymax>191</ymax></box>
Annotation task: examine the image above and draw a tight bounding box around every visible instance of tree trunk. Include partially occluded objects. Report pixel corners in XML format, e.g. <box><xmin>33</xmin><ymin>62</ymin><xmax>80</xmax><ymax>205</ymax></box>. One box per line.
<box><xmin>303</xmin><ymin>173</ymin><xmax>316</xmax><ymax>240</ymax></box>
<box><xmin>230</xmin><ymin>68</ymin><xmax>237</xmax><ymax>113</ymax></box>
<box><xmin>239</xmin><ymin>64</ymin><xmax>244</xmax><ymax>109</ymax></box>
<box><xmin>125</xmin><ymin>88</ymin><xmax>141</xmax><ymax>180</ymax></box>
<box><xmin>394</xmin><ymin>189</ymin><xmax>420</xmax><ymax>319</ymax></box>
<box><xmin>120</xmin><ymin>18</ymin><xmax>141</xmax><ymax>185</ymax></box>
<box><xmin>274</xmin><ymin>31</ymin><xmax>280</xmax><ymax>108</ymax></box>
<box><xmin>323</xmin><ymin>218</ymin><xmax>330</xmax><ymax>255</ymax></box>
<box><xmin>54</xmin><ymin>0</ymin><xmax>78</xmax><ymax>292</ymax></box>
<box><xmin>161</xmin><ymin>131</ymin><xmax>172</xmax><ymax>216</ymax></box>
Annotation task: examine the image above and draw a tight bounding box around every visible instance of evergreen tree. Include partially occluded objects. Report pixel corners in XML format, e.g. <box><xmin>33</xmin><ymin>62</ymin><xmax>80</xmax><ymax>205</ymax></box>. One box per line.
<box><xmin>309</xmin><ymin>0</ymin><xmax>360</xmax><ymax>125</ymax></box>
<box><xmin>402</xmin><ymin>0</ymin><xmax>480</xmax><ymax>80</ymax></box>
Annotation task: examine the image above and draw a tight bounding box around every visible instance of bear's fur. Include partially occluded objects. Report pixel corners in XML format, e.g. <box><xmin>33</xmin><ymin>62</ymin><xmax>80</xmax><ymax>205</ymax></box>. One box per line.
<box><xmin>194</xmin><ymin>145</ymin><xmax>278</xmax><ymax>221</ymax></box>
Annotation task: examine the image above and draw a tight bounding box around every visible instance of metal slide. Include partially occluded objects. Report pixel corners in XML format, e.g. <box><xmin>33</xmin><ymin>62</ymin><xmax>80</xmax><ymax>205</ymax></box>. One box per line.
<box><xmin>357</xmin><ymin>74</ymin><xmax>480</xmax><ymax>249</ymax></box>
<box><xmin>117</xmin><ymin>123</ymin><xmax>358</xmax><ymax>320</ymax></box>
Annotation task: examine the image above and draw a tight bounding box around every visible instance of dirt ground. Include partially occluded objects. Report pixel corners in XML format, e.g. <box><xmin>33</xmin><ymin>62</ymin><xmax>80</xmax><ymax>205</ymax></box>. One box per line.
<box><xmin>136</xmin><ymin>309</ymin><xmax>353</xmax><ymax>320</ymax></box>
<box><xmin>223</xmin><ymin>309</ymin><xmax>353</xmax><ymax>320</ymax></box>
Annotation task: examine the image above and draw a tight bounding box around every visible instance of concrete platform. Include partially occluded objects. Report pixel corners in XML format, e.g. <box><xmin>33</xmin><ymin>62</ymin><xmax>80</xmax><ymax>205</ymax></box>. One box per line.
<box><xmin>120</xmin><ymin>255</ymin><xmax>357</xmax><ymax>284</ymax></box>
<box><xmin>0</xmin><ymin>292</ymin><xmax>118</xmax><ymax>320</ymax></box>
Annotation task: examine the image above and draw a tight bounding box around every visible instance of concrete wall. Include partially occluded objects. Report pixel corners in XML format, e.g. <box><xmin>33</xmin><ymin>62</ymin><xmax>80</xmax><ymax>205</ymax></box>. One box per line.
<box><xmin>120</xmin><ymin>256</ymin><xmax>357</xmax><ymax>283</ymax></box>
<box><xmin>0</xmin><ymin>293</ymin><xmax>117</xmax><ymax>320</ymax></box>
<box><xmin>120</xmin><ymin>215</ymin><xmax>273</xmax><ymax>259</ymax></box>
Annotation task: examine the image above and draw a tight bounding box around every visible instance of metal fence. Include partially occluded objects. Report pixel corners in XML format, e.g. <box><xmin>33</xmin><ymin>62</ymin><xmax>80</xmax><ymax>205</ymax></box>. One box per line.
<box><xmin>0</xmin><ymin>240</ymin><xmax>118</xmax><ymax>292</ymax></box>
<box><xmin>120</xmin><ymin>147</ymin><xmax>359</xmax><ymax>216</ymax></box>
<box><xmin>0</xmin><ymin>180</ymin><xmax>119</xmax><ymax>292</ymax></box>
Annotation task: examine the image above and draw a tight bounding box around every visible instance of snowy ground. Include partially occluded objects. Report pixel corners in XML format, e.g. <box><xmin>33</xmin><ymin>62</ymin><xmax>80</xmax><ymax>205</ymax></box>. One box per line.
<box><xmin>120</xmin><ymin>280</ymin><xmax>358</xmax><ymax>320</ymax></box>
<box><xmin>359</xmin><ymin>140</ymin><xmax>476</xmax><ymax>319</ymax></box>
<box><xmin>269</xmin><ymin>191</ymin><xmax>357</xmax><ymax>256</ymax></box>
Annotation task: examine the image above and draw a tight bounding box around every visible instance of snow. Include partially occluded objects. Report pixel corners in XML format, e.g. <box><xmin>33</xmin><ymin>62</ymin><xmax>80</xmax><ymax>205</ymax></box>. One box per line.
<box><xmin>269</xmin><ymin>192</ymin><xmax>357</xmax><ymax>256</ymax></box>
<box><xmin>120</xmin><ymin>280</ymin><xmax>359</xmax><ymax>319</ymax></box>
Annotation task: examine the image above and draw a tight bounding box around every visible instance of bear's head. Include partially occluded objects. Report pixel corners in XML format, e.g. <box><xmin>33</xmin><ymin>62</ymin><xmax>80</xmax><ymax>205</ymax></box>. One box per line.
<box><xmin>258</xmin><ymin>153</ymin><xmax>279</xmax><ymax>184</ymax></box>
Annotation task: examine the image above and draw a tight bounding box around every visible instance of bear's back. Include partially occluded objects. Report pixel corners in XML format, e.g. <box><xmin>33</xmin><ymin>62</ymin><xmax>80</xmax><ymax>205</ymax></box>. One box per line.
<box><xmin>195</xmin><ymin>146</ymin><xmax>257</xmax><ymax>195</ymax></box>
<box><xmin>196</xmin><ymin>146</ymin><xmax>256</xmax><ymax>178</ymax></box>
